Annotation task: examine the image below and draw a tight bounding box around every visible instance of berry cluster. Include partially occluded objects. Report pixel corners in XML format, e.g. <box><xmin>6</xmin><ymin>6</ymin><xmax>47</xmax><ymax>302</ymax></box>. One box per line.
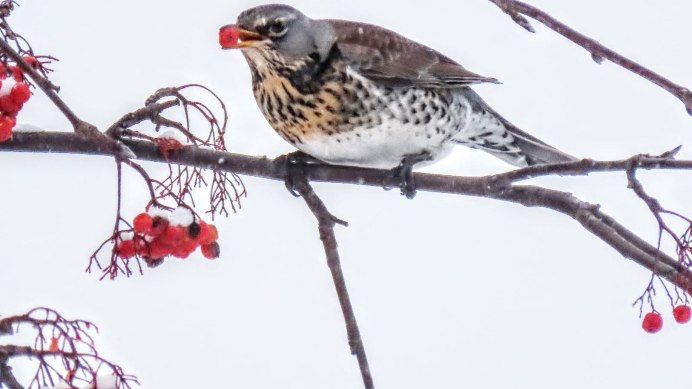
<box><xmin>0</xmin><ymin>57</ymin><xmax>36</xmax><ymax>142</ymax></box>
<box><xmin>641</xmin><ymin>305</ymin><xmax>691</xmax><ymax>333</ymax></box>
<box><xmin>115</xmin><ymin>206</ymin><xmax>220</xmax><ymax>261</ymax></box>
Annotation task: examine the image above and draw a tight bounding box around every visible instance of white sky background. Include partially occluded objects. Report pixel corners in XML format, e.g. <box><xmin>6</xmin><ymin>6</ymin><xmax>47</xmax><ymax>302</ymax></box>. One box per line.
<box><xmin>1</xmin><ymin>0</ymin><xmax>692</xmax><ymax>388</ymax></box>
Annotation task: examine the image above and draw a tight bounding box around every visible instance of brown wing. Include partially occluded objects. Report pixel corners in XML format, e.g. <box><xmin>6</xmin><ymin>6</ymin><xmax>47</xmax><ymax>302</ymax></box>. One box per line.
<box><xmin>325</xmin><ymin>19</ymin><xmax>499</xmax><ymax>88</ymax></box>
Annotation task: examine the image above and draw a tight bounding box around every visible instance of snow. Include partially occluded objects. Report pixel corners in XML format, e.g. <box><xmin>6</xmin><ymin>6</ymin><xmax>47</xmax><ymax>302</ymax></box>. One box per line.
<box><xmin>0</xmin><ymin>77</ymin><xmax>16</xmax><ymax>96</ymax></box>
<box><xmin>169</xmin><ymin>206</ymin><xmax>194</xmax><ymax>226</ymax></box>
<box><xmin>13</xmin><ymin>123</ymin><xmax>45</xmax><ymax>132</ymax></box>
<box><xmin>159</xmin><ymin>130</ymin><xmax>184</xmax><ymax>142</ymax></box>
<box><xmin>146</xmin><ymin>206</ymin><xmax>170</xmax><ymax>219</ymax></box>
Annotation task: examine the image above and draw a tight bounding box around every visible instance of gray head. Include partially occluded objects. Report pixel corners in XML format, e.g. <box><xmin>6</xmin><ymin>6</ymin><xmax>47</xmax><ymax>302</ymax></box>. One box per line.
<box><xmin>222</xmin><ymin>4</ymin><xmax>336</xmax><ymax>63</ymax></box>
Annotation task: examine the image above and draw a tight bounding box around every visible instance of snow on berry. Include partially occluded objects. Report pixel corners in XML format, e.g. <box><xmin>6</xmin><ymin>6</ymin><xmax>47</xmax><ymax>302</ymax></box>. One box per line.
<box><xmin>118</xmin><ymin>205</ymin><xmax>222</xmax><ymax>263</ymax></box>
<box><xmin>0</xmin><ymin>77</ymin><xmax>17</xmax><ymax>96</ymax></box>
<box><xmin>132</xmin><ymin>212</ymin><xmax>153</xmax><ymax>233</ymax></box>
<box><xmin>169</xmin><ymin>206</ymin><xmax>194</xmax><ymax>226</ymax></box>
<box><xmin>642</xmin><ymin>312</ymin><xmax>663</xmax><ymax>333</ymax></box>
<box><xmin>160</xmin><ymin>130</ymin><xmax>184</xmax><ymax>142</ymax></box>
<box><xmin>147</xmin><ymin>206</ymin><xmax>170</xmax><ymax>219</ymax></box>
<box><xmin>673</xmin><ymin>305</ymin><xmax>691</xmax><ymax>324</ymax></box>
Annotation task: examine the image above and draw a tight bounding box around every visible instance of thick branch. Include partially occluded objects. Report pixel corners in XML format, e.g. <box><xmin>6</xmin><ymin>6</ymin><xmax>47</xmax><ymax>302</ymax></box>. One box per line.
<box><xmin>0</xmin><ymin>353</ymin><xmax>23</xmax><ymax>389</ymax></box>
<box><xmin>292</xmin><ymin>178</ymin><xmax>373</xmax><ymax>389</ymax></box>
<box><xmin>3</xmin><ymin>132</ymin><xmax>692</xmax><ymax>292</ymax></box>
<box><xmin>489</xmin><ymin>0</ymin><xmax>692</xmax><ymax>115</ymax></box>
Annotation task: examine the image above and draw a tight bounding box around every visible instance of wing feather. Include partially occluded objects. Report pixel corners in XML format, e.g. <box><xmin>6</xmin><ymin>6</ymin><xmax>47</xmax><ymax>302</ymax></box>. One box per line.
<box><xmin>326</xmin><ymin>20</ymin><xmax>499</xmax><ymax>88</ymax></box>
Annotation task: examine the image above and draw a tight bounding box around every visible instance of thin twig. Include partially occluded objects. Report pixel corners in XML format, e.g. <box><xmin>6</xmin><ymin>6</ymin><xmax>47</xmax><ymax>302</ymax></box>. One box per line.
<box><xmin>489</xmin><ymin>0</ymin><xmax>692</xmax><ymax>115</ymax></box>
<box><xmin>105</xmin><ymin>100</ymin><xmax>180</xmax><ymax>137</ymax></box>
<box><xmin>292</xmin><ymin>177</ymin><xmax>373</xmax><ymax>389</ymax></box>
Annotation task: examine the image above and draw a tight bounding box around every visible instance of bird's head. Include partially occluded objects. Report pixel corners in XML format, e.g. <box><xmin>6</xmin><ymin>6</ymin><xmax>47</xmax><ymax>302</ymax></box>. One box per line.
<box><xmin>219</xmin><ymin>4</ymin><xmax>336</xmax><ymax>65</ymax></box>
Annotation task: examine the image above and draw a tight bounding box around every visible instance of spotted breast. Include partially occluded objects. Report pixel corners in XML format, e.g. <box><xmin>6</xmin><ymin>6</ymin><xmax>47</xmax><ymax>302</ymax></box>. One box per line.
<box><xmin>245</xmin><ymin>48</ymin><xmax>473</xmax><ymax>169</ymax></box>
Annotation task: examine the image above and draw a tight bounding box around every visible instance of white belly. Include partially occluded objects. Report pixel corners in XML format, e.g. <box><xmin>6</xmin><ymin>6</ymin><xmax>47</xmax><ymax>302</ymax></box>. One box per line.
<box><xmin>295</xmin><ymin>119</ymin><xmax>456</xmax><ymax>169</ymax></box>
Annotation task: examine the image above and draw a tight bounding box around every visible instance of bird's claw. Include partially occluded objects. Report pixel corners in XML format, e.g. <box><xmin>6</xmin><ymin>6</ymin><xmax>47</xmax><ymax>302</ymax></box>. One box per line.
<box><xmin>274</xmin><ymin>151</ymin><xmax>319</xmax><ymax>197</ymax></box>
<box><xmin>384</xmin><ymin>151</ymin><xmax>432</xmax><ymax>199</ymax></box>
<box><xmin>388</xmin><ymin>164</ymin><xmax>417</xmax><ymax>199</ymax></box>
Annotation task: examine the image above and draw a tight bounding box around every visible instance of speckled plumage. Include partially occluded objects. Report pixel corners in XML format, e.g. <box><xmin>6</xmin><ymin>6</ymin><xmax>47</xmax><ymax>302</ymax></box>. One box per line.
<box><xmin>227</xmin><ymin>5</ymin><xmax>575</xmax><ymax>170</ymax></box>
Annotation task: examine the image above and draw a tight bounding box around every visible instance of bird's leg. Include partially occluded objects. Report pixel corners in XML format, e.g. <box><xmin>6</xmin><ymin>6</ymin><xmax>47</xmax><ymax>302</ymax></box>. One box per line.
<box><xmin>387</xmin><ymin>151</ymin><xmax>432</xmax><ymax>199</ymax></box>
<box><xmin>273</xmin><ymin>151</ymin><xmax>322</xmax><ymax>197</ymax></box>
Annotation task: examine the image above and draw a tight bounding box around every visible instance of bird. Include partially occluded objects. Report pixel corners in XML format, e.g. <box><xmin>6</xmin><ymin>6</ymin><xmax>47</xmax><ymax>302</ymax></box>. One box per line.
<box><xmin>219</xmin><ymin>4</ymin><xmax>575</xmax><ymax>197</ymax></box>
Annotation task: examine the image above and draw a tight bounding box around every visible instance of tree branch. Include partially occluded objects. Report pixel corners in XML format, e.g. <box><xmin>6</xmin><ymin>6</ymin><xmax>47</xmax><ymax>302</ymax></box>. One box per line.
<box><xmin>292</xmin><ymin>177</ymin><xmax>373</xmax><ymax>389</ymax></box>
<box><xmin>489</xmin><ymin>0</ymin><xmax>692</xmax><ymax>115</ymax></box>
<box><xmin>3</xmin><ymin>131</ymin><xmax>692</xmax><ymax>293</ymax></box>
<box><xmin>0</xmin><ymin>352</ymin><xmax>23</xmax><ymax>389</ymax></box>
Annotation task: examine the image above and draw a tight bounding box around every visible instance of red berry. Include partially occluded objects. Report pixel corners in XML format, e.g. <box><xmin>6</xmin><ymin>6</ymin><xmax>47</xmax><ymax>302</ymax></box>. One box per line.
<box><xmin>0</xmin><ymin>95</ymin><xmax>20</xmax><ymax>114</ymax></box>
<box><xmin>140</xmin><ymin>239</ymin><xmax>173</xmax><ymax>259</ymax></box>
<box><xmin>10</xmin><ymin>83</ymin><xmax>30</xmax><ymax>104</ymax></box>
<box><xmin>172</xmin><ymin>239</ymin><xmax>198</xmax><ymax>259</ymax></box>
<box><xmin>219</xmin><ymin>26</ymin><xmax>240</xmax><ymax>49</ymax></box>
<box><xmin>0</xmin><ymin>62</ymin><xmax>6</xmax><ymax>75</ymax></box>
<box><xmin>149</xmin><ymin>216</ymin><xmax>169</xmax><ymax>236</ymax></box>
<box><xmin>201</xmin><ymin>242</ymin><xmax>220</xmax><ymax>259</ymax></box>
<box><xmin>187</xmin><ymin>222</ymin><xmax>201</xmax><ymax>239</ymax></box>
<box><xmin>673</xmin><ymin>305</ymin><xmax>691</xmax><ymax>324</ymax></box>
<box><xmin>9</xmin><ymin>66</ymin><xmax>23</xmax><ymax>82</ymax></box>
<box><xmin>153</xmin><ymin>136</ymin><xmax>184</xmax><ymax>158</ymax></box>
<box><xmin>642</xmin><ymin>312</ymin><xmax>663</xmax><ymax>333</ymax></box>
<box><xmin>49</xmin><ymin>336</ymin><xmax>59</xmax><ymax>352</ymax></box>
<box><xmin>115</xmin><ymin>239</ymin><xmax>137</xmax><ymax>259</ymax></box>
<box><xmin>0</xmin><ymin>115</ymin><xmax>14</xmax><ymax>142</ymax></box>
<box><xmin>159</xmin><ymin>225</ymin><xmax>187</xmax><ymax>245</ymax></box>
<box><xmin>132</xmin><ymin>213</ymin><xmax>153</xmax><ymax>233</ymax></box>
<box><xmin>196</xmin><ymin>222</ymin><xmax>220</xmax><ymax>245</ymax></box>
<box><xmin>22</xmin><ymin>56</ymin><xmax>39</xmax><ymax>69</ymax></box>
<box><xmin>196</xmin><ymin>221</ymin><xmax>209</xmax><ymax>243</ymax></box>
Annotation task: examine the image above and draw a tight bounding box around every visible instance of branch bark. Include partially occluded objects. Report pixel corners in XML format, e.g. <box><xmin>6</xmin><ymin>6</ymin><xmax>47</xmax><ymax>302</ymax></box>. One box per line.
<box><xmin>3</xmin><ymin>131</ymin><xmax>692</xmax><ymax>294</ymax></box>
<box><xmin>489</xmin><ymin>0</ymin><xmax>692</xmax><ymax>115</ymax></box>
<box><xmin>292</xmin><ymin>177</ymin><xmax>374</xmax><ymax>389</ymax></box>
<box><xmin>0</xmin><ymin>353</ymin><xmax>23</xmax><ymax>389</ymax></box>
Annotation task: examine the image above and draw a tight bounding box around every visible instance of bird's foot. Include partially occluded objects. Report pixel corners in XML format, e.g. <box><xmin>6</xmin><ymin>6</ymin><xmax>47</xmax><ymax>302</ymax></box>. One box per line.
<box><xmin>385</xmin><ymin>151</ymin><xmax>432</xmax><ymax>199</ymax></box>
<box><xmin>273</xmin><ymin>151</ymin><xmax>321</xmax><ymax>197</ymax></box>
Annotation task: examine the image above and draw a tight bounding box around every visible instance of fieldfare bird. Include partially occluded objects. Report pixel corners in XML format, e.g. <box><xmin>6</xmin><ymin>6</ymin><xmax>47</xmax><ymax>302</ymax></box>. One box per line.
<box><xmin>219</xmin><ymin>4</ymin><xmax>575</xmax><ymax>197</ymax></box>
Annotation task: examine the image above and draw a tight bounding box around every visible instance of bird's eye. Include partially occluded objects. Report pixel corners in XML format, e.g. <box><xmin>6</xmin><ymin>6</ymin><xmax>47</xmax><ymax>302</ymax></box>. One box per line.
<box><xmin>267</xmin><ymin>20</ymin><xmax>287</xmax><ymax>37</ymax></box>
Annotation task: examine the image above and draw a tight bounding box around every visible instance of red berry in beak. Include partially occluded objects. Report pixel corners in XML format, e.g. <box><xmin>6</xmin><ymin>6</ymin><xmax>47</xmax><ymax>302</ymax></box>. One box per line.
<box><xmin>219</xmin><ymin>25</ymin><xmax>241</xmax><ymax>49</ymax></box>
